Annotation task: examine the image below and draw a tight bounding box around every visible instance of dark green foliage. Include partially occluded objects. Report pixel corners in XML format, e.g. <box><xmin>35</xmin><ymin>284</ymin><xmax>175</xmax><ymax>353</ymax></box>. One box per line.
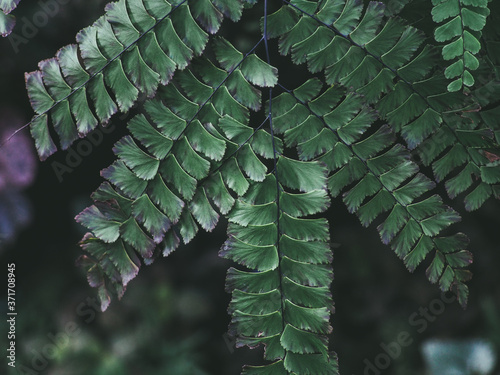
<box><xmin>432</xmin><ymin>0</ymin><xmax>490</xmax><ymax>91</ymax></box>
<box><xmin>25</xmin><ymin>0</ymin><xmax>500</xmax><ymax>373</ymax></box>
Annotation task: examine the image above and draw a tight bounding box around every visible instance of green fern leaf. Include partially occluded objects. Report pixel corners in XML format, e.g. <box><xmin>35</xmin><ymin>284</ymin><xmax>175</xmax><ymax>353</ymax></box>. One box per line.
<box><xmin>272</xmin><ymin>0</ymin><xmax>500</xmax><ymax>210</ymax></box>
<box><xmin>24</xmin><ymin>0</ymin><xmax>500</xmax><ymax>372</ymax></box>
<box><xmin>223</xmin><ymin>166</ymin><xmax>336</xmax><ymax>373</ymax></box>
<box><xmin>73</xmin><ymin>37</ymin><xmax>275</xmax><ymax>308</ymax></box>
<box><xmin>25</xmin><ymin>0</ymin><xmax>245</xmax><ymax>160</ymax></box>
<box><xmin>432</xmin><ymin>0</ymin><xmax>490</xmax><ymax>91</ymax></box>
<box><xmin>272</xmin><ymin>79</ymin><xmax>472</xmax><ymax>306</ymax></box>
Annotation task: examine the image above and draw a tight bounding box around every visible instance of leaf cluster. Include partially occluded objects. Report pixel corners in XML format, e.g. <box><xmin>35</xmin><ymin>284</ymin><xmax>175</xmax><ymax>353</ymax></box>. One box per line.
<box><xmin>23</xmin><ymin>0</ymin><xmax>500</xmax><ymax>373</ymax></box>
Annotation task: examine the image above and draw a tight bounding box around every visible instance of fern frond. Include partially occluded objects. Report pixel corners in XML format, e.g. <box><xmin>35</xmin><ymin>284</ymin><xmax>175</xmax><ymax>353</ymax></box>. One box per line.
<box><xmin>24</xmin><ymin>0</ymin><xmax>500</xmax><ymax>371</ymax></box>
<box><xmin>223</xmin><ymin>164</ymin><xmax>336</xmax><ymax>374</ymax></box>
<box><xmin>271</xmin><ymin>78</ymin><xmax>472</xmax><ymax>305</ymax></box>
<box><xmin>75</xmin><ymin>32</ymin><xmax>341</xmax><ymax>370</ymax></box>
<box><xmin>270</xmin><ymin>0</ymin><xmax>500</xmax><ymax>210</ymax></box>
<box><xmin>0</xmin><ymin>0</ymin><xmax>19</xmax><ymax>36</ymax></box>
<box><xmin>431</xmin><ymin>0</ymin><xmax>490</xmax><ymax>92</ymax></box>
<box><xmin>416</xmin><ymin>115</ymin><xmax>500</xmax><ymax>211</ymax></box>
<box><xmin>76</xmin><ymin>38</ymin><xmax>277</xmax><ymax>310</ymax></box>
<box><xmin>437</xmin><ymin>3</ymin><xmax>500</xmax><ymax>209</ymax></box>
<box><xmin>25</xmin><ymin>0</ymin><xmax>248</xmax><ymax>160</ymax></box>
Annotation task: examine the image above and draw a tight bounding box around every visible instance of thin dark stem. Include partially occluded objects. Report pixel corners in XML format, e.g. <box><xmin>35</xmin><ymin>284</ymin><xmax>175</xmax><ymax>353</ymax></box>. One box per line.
<box><xmin>263</xmin><ymin>0</ymin><xmax>271</xmax><ymax>64</ymax></box>
<box><xmin>264</xmin><ymin>0</ymin><xmax>287</xmax><ymax>344</ymax></box>
<box><xmin>174</xmin><ymin>38</ymin><xmax>265</xmax><ymax>142</ymax></box>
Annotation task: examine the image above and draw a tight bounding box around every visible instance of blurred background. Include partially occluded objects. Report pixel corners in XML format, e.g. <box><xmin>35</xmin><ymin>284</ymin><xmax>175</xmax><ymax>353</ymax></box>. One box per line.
<box><xmin>0</xmin><ymin>1</ymin><xmax>499</xmax><ymax>374</ymax></box>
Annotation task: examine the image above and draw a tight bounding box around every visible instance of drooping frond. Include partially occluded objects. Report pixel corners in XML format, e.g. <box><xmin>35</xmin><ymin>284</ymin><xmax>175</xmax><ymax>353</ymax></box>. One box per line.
<box><xmin>0</xmin><ymin>0</ymin><xmax>19</xmax><ymax>36</ymax></box>
<box><xmin>26</xmin><ymin>0</ymin><xmax>246</xmax><ymax>160</ymax></box>
<box><xmin>23</xmin><ymin>0</ymin><xmax>500</xmax><ymax>372</ymax></box>
<box><xmin>75</xmin><ymin>31</ymin><xmax>341</xmax><ymax>369</ymax></box>
<box><xmin>268</xmin><ymin>0</ymin><xmax>500</xmax><ymax>210</ymax></box>
<box><xmin>223</xmin><ymin>169</ymin><xmax>337</xmax><ymax>374</ymax></box>
<box><xmin>76</xmin><ymin>37</ymin><xmax>277</xmax><ymax>310</ymax></box>
<box><xmin>272</xmin><ymin>78</ymin><xmax>472</xmax><ymax>306</ymax></box>
<box><xmin>431</xmin><ymin>0</ymin><xmax>490</xmax><ymax>91</ymax></box>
